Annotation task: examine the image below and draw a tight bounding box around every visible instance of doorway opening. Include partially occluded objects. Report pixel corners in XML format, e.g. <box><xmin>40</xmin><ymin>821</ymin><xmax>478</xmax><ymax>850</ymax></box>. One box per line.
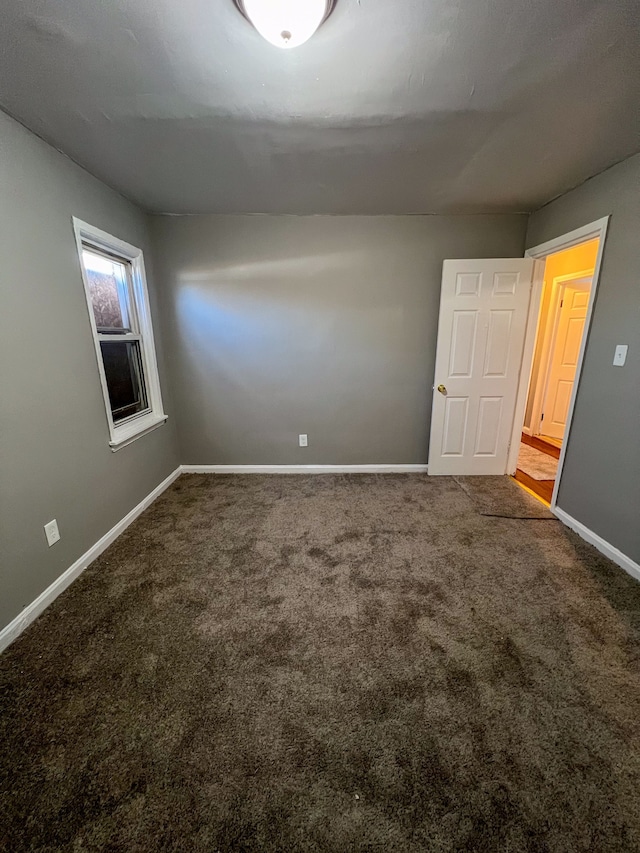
<box><xmin>428</xmin><ymin>217</ymin><xmax>608</xmax><ymax>490</ymax></box>
<box><xmin>511</xmin><ymin>228</ymin><xmax>605</xmax><ymax>505</ymax></box>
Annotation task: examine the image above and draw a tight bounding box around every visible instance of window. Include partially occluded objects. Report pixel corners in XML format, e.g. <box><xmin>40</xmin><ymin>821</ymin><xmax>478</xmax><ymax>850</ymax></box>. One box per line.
<box><xmin>73</xmin><ymin>219</ymin><xmax>167</xmax><ymax>449</ymax></box>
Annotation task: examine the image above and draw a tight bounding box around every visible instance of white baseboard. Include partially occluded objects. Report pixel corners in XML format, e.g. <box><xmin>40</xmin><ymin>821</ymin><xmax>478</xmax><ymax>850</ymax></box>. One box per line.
<box><xmin>554</xmin><ymin>506</ymin><xmax>640</xmax><ymax>583</ymax></box>
<box><xmin>180</xmin><ymin>464</ymin><xmax>429</xmax><ymax>474</ymax></box>
<box><xmin>0</xmin><ymin>467</ymin><xmax>181</xmax><ymax>654</ymax></box>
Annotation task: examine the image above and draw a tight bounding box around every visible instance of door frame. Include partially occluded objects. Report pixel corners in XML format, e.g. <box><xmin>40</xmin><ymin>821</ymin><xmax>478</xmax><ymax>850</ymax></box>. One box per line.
<box><xmin>507</xmin><ymin>216</ymin><xmax>609</xmax><ymax>509</ymax></box>
<box><xmin>527</xmin><ymin>270</ymin><xmax>594</xmax><ymax>438</ymax></box>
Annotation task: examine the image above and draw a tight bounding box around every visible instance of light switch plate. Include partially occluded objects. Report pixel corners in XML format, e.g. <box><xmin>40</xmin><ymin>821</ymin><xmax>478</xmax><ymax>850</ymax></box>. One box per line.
<box><xmin>613</xmin><ymin>344</ymin><xmax>628</xmax><ymax>367</ymax></box>
<box><xmin>44</xmin><ymin>519</ymin><xmax>60</xmax><ymax>547</ymax></box>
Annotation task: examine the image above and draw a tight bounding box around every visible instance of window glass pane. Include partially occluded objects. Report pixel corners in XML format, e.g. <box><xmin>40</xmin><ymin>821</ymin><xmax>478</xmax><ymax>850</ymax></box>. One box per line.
<box><xmin>100</xmin><ymin>340</ymin><xmax>148</xmax><ymax>422</ymax></box>
<box><xmin>82</xmin><ymin>249</ymin><xmax>131</xmax><ymax>332</ymax></box>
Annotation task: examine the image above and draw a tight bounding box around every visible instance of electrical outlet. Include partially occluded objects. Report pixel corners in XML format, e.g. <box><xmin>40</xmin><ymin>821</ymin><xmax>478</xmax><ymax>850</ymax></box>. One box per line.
<box><xmin>299</xmin><ymin>434</ymin><xmax>308</xmax><ymax>447</ymax></box>
<box><xmin>44</xmin><ymin>519</ymin><xmax>60</xmax><ymax>547</ymax></box>
<box><xmin>613</xmin><ymin>344</ymin><xmax>628</xmax><ymax>367</ymax></box>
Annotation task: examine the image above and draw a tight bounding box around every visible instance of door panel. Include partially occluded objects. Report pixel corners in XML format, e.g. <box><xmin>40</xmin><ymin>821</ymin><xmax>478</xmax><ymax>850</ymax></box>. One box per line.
<box><xmin>450</xmin><ymin>312</ymin><xmax>478</xmax><ymax>376</ymax></box>
<box><xmin>550</xmin><ymin>380</ymin><xmax>572</xmax><ymax>426</ymax></box>
<box><xmin>442</xmin><ymin>397</ymin><xmax>468</xmax><ymax>456</ymax></box>
<box><xmin>474</xmin><ymin>397</ymin><xmax>503</xmax><ymax>456</ymax></box>
<box><xmin>484</xmin><ymin>311</ymin><xmax>513</xmax><ymax>377</ymax></box>
<box><xmin>541</xmin><ymin>279</ymin><xmax>591</xmax><ymax>440</ymax></box>
<box><xmin>428</xmin><ymin>259</ymin><xmax>534</xmax><ymax>475</ymax></box>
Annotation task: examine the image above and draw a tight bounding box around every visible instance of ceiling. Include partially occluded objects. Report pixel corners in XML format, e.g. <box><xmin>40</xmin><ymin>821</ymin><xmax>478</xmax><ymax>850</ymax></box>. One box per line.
<box><xmin>1</xmin><ymin>0</ymin><xmax>639</xmax><ymax>214</ymax></box>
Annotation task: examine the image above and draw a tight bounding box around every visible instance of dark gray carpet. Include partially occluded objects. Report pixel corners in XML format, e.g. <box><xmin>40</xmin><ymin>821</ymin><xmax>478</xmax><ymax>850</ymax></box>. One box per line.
<box><xmin>2</xmin><ymin>474</ymin><xmax>640</xmax><ymax>852</ymax></box>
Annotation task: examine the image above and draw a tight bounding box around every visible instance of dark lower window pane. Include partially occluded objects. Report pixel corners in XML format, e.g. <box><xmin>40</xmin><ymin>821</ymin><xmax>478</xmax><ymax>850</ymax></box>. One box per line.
<box><xmin>100</xmin><ymin>340</ymin><xmax>148</xmax><ymax>422</ymax></box>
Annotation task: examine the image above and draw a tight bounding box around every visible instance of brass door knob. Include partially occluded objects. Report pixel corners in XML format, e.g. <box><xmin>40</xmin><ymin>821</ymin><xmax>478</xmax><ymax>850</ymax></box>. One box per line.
<box><xmin>437</xmin><ymin>384</ymin><xmax>447</xmax><ymax>395</ymax></box>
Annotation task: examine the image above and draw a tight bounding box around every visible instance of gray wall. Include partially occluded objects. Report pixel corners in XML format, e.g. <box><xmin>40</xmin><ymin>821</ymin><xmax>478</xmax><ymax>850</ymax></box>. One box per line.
<box><xmin>526</xmin><ymin>153</ymin><xmax>640</xmax><ymax>563</ymax></box>
<box><xmin>151</xmin><ymin>214</ymin><xmax>527</xmax><ymax>466</ymax></box>
<box><xmin>0</xmin><ymin>111</ymin><xmax>179</xmax><ymax>632</ymax></box>
<box><xmin>3</xmin><ymin>101</ymin><xmax>636</xmax><ymax>634</ymax></box>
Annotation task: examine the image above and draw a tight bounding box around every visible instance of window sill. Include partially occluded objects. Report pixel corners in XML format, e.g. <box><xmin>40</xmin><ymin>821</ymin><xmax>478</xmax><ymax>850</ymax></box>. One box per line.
<box><xmin>109</xmin><ymin>413</ymin><xmax>168</xmax><ymax>451</ymax></box>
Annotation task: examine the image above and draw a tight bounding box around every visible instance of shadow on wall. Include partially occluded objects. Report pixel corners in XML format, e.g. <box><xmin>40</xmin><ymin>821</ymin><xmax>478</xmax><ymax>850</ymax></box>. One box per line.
<box><xmin>171</xmin><ymin>247</ymin><xmax>430</xmax><ymax>460</ymax></box>
<box><xmin>151</xmin><ymin>213</ymin><xmax>529</xmax><ymax>464</ymax></box>
<box><xmin>178</xmin><ymin>250</ymin><xmax>355</xmax><ymax>283</ymax></box>
<box><xmin>175</xmin><ymin>248</ymin><xmax>411</xmax><ymax>389</ymax></box>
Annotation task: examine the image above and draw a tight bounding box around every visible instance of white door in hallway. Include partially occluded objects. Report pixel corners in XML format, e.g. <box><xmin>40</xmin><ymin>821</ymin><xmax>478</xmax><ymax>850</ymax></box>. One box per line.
<box><xmin>428</xmin><ymin>258</ymin><xmax>535</xmax><ymax>475</ymax></box>
<box><xmin>541</xmin><ymin>277</ymin><xmax>591</xmax><ymax>440</ymax></box>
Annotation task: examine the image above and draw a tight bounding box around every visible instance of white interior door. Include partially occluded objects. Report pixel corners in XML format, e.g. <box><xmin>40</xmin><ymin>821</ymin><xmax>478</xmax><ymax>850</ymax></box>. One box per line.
<box><xmin>428</xmin><ymin>258</ymin><xmax>534</xmax><ymax>475</ymax></box>
<box><xmin>540</xmin><ymin>278</ymin><xmax>591</xmax><ymax>440</ymax></box>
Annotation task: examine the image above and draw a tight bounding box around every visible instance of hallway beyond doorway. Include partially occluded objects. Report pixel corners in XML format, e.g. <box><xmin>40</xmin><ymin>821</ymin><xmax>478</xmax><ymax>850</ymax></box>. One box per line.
<box><xmin>514</xmin><ymin>433</ymin><xmax>560</xmax><ymax>503</ymax></box>
<box><xmin>513</xmin><ymin>232</ymin><xmax>602</xmax><ymax>507</ymax></box>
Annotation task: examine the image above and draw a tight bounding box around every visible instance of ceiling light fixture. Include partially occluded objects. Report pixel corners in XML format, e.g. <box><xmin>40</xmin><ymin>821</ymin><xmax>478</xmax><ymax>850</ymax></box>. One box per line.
<box><xmin>234</xmin><ymin>0</ymin><xmax>336</xmax><ymax>50</ymax></box>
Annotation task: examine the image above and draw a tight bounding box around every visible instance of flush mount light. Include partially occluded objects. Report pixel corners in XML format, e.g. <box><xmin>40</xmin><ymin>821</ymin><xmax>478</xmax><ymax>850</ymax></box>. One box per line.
<box><xmin>234</xmin><ymin>0</ymin><xmax>336</xmax><ymax>49</ymax></box>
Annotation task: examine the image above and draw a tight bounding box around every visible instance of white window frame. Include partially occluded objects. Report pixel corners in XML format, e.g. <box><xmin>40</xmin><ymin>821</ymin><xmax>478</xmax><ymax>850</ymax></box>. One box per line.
<box><xmin>72</xmin><ymin>218</ymin><xmax>167</xmax><ymax>450</ymax></box>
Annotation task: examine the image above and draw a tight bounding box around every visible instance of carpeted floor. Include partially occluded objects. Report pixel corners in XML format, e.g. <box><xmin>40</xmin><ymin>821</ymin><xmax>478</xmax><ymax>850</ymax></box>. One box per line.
<box><xmin>2</xmin><ymin>474</ymin><xmax>640</xmax><ymax>852</ymax></box>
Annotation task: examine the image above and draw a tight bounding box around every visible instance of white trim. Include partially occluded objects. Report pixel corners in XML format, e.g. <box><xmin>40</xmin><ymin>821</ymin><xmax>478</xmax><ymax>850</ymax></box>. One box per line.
<box><xmin>180</xmin><ymin>464</ymin><xmax>429</xmax><ymax>474</ymax></box>
<box><xmin>510</xmin><ymin>216</ymin><xmax>609</xmax><ymax>509</ymax></box>
<box><xmin>554</xmin><ymin>507</ymin><xmax>640</xmax><ymax>583</ymax></box>
<box><xmin>525</xmin><ymin>217</ymin><xmax>609</xmax><ymax>258</ymax></box>
<box><xmin>0</xmin><ymin>468</ymin><xmax>181</xmax><ymax>654</ymax></box>
<box><xmin>109</xmin><ymin>413</ymin><xmax>168</xmax><ymax>451</ymax></box>
<box><xmin>72</xmin><ymin>217</ymin><xmax>167</xmax><ymax>450</ymax></box>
